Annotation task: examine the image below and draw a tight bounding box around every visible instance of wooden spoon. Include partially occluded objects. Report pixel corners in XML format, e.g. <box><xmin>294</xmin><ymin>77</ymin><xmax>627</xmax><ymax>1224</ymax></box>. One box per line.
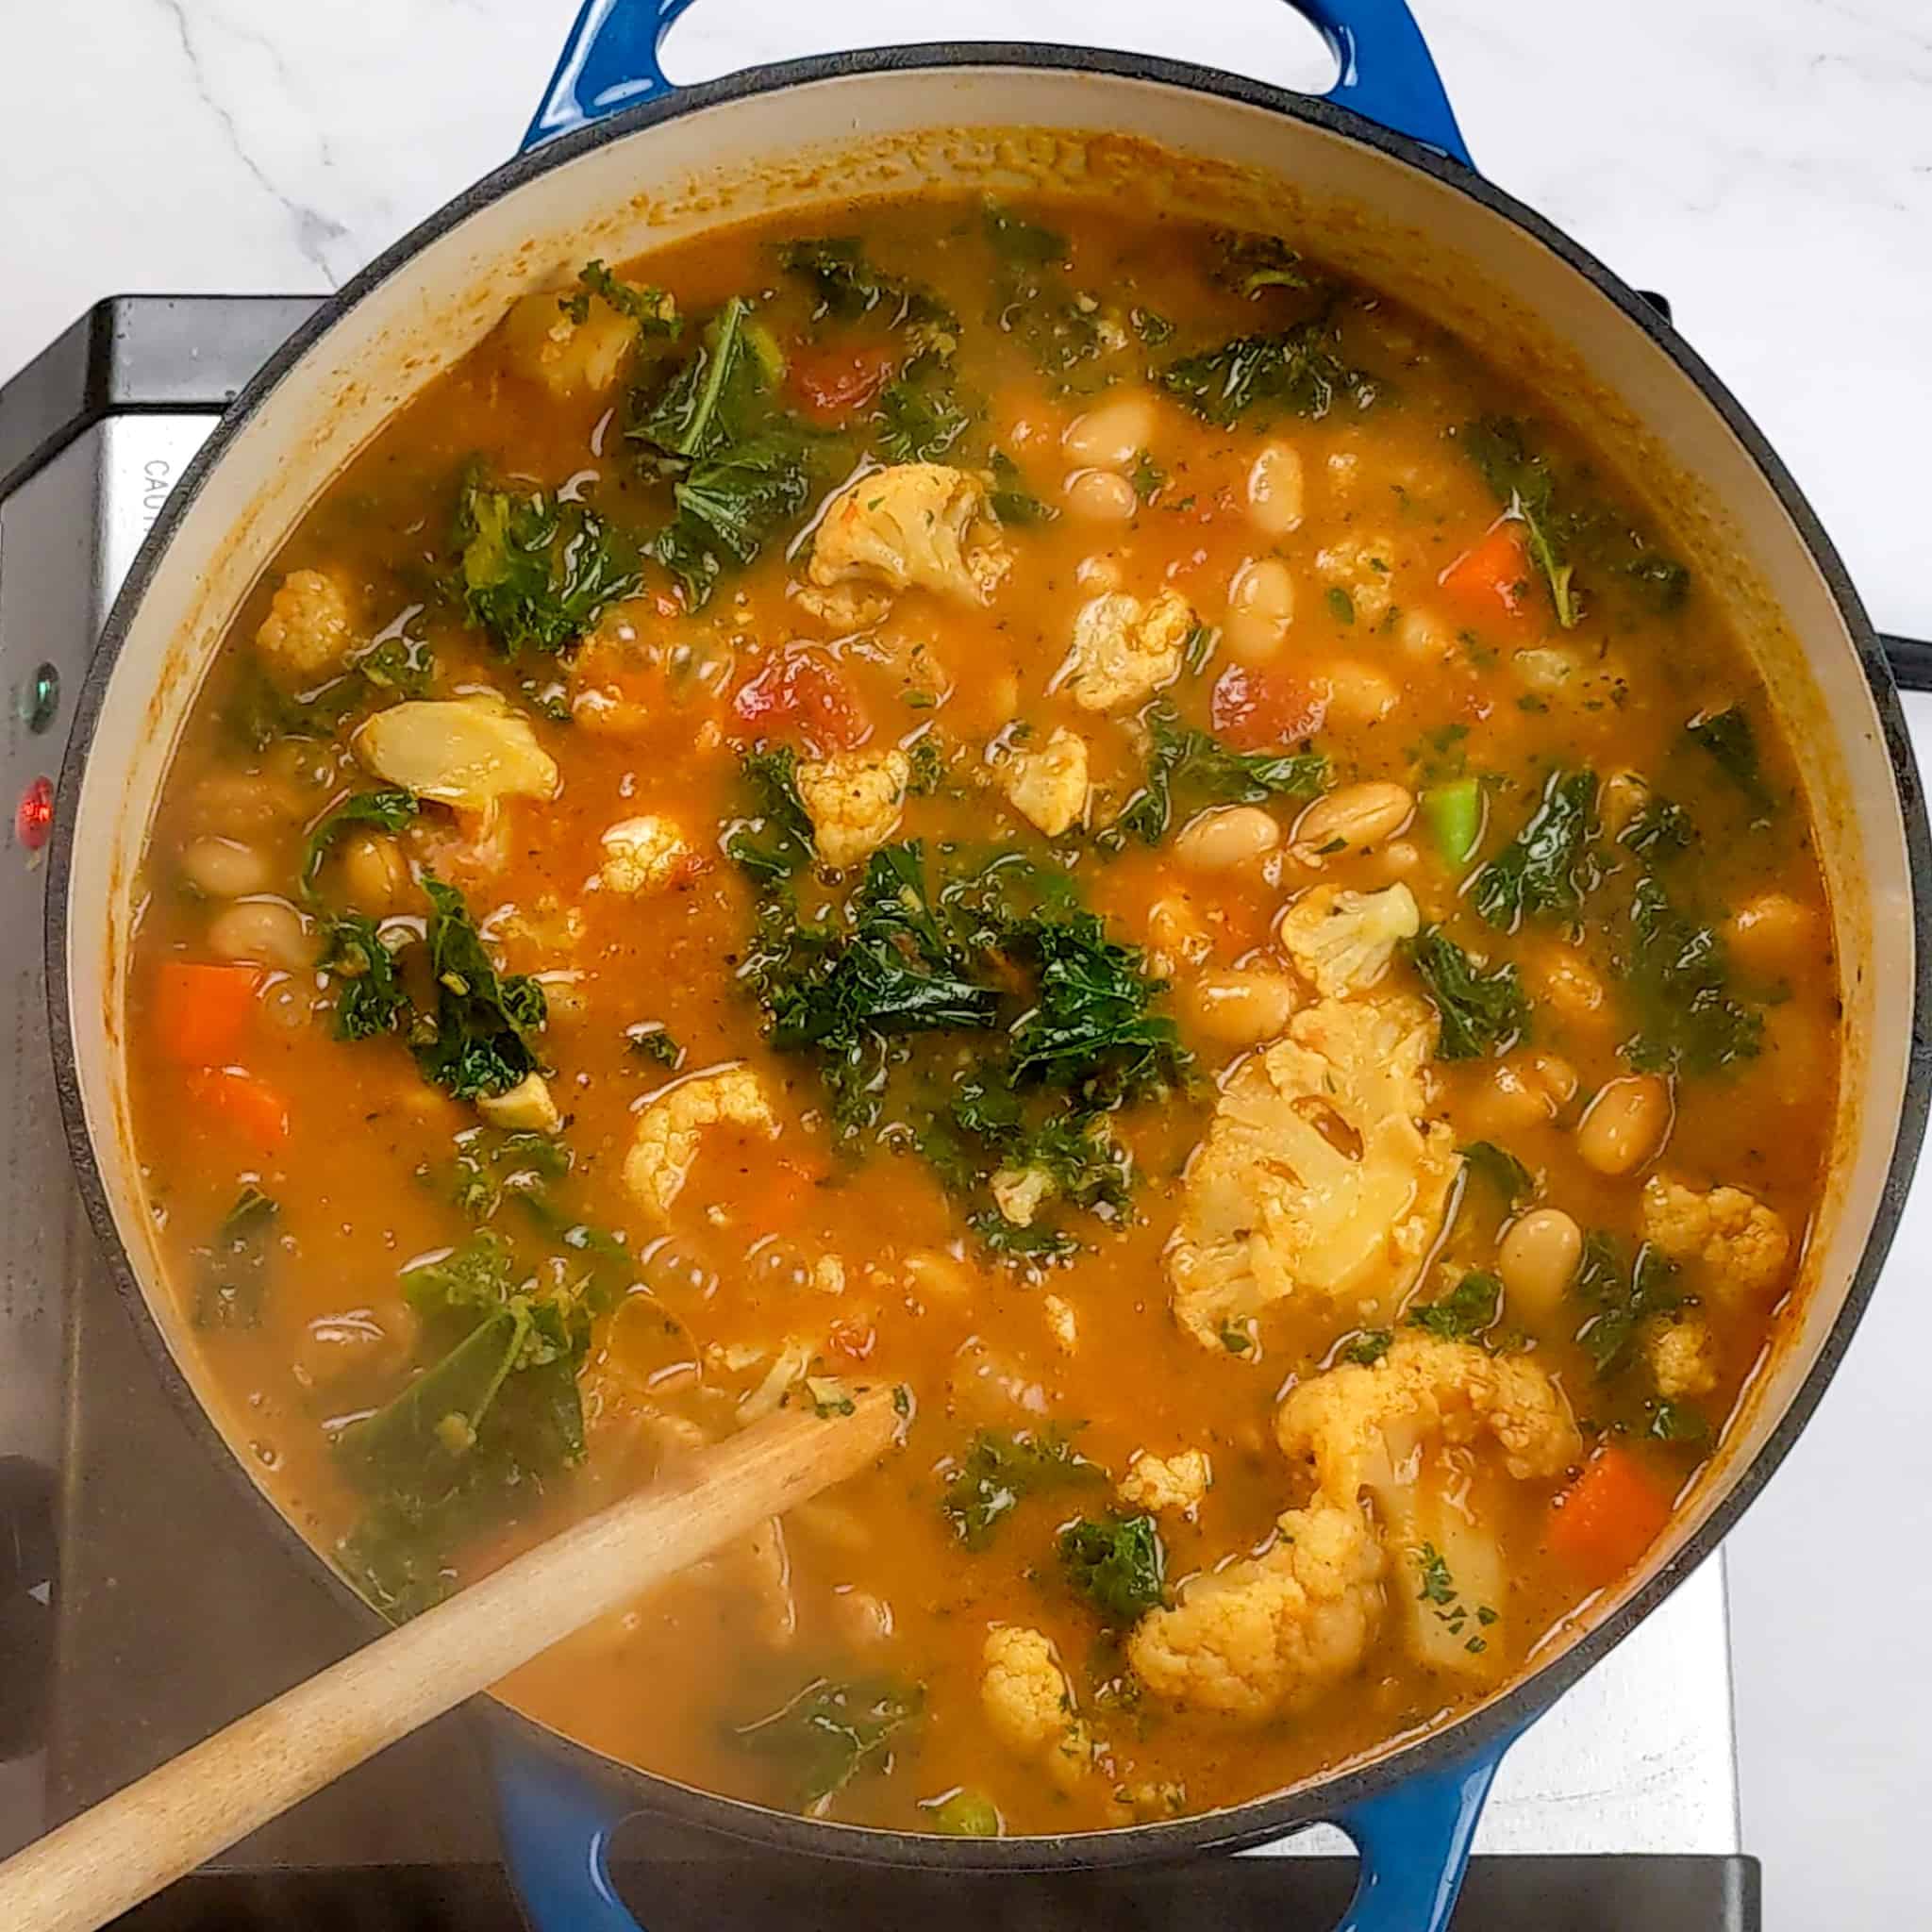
<box><xmin>0</xmin><ymin>1385</ymin><xmax>901</xmax><ymax>1932</ymax></box>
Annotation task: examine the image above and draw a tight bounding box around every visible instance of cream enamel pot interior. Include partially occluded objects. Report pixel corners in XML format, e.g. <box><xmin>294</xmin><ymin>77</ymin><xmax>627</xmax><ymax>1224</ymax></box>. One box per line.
<box><xmin>45</xmin><ymin>14</ymin><xmax>1932</xmax><ymax>1932</ymax></box>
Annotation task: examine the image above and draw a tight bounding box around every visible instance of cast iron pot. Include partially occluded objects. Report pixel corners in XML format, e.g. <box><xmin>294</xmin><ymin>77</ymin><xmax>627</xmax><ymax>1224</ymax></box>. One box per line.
<box><xmin>46</xmin><ymin>3</ymin><xmax>1932</xmax><ymax>1926</ymax></box>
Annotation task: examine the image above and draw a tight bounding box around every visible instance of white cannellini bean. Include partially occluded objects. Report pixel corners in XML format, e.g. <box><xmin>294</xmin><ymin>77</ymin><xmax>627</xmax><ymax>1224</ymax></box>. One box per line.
<box><xmin>1182</xmin><ymin>968</ymin><xmax>1297</xmax><ymax>1045</ymax></box>
<box><xmin>1323</xmin><ymin>658</ymin><xmax>1399</xmax><ymax>726</ymax></box>
<box><xmin>1174</xmin><ymin>805</ymin><xmax>1282</xmax><ymax>870</ymax></box>
<box><xmin>1061</xmin><ymin>391</ymin><xmax>1156</xmax><ymax>469</ymax></box>
<box><xmin>1291</xmin><ymin>782</ymin><xmax>1413</xmax><ymax>858</ymax></box>
<box><xmin>208</xmin><ymin>897</ymin><xmax>314</xmax><ymax>973</ymax></box>
<box><xmin>180</xmin><ymin>835</ymin><xmax>270</xmax><ymax>899</ymax></box>
<box><xmin>1498</xmin><ymin>1208</ymin><xmax>1583</xmax><ymax>1321</ymax></box>
<box><xmin>1064</xmin><ymin>468</ymin><xmax>1138</xmax><ymax>522</ymax></box>
<box><xmin>1576</xmin><ymin>1075</ymin><xmax>1672</xmax><ymax>1175</ymax></box>
<box><xmin>1224</xmin><ymin>558</ymin><xmax>1295</xmax><ymax>664</ymax></box>
<box><xmin>1245</xmin><ymin>441</ymin><xmax>1305</xmax><ymax>536</ymax></box>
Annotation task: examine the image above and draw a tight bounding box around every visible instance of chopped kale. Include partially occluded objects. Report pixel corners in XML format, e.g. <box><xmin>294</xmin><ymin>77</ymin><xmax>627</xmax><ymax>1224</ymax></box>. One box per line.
<box><xmin>1324</xmin><ymin>586</ymin><xmax>1356</xmax><ymax>625</ymax></box>
<box><xmin>321</xmin><ymin>913</ymin><xmax>411</xmax><ymax>1041</ymax></box>
<box><xmin>1572</xmin><ymin>1231</ymin><xmax>1681</xmax><ymax>1376</ymax></box>
<box><xmin>1340</xmin><ymin>1327</ymin><xmax>1394</xmax><ymax>1367</ymax></box>
<box><xmin>982</xmin><ymin>202</ymin><xmax>1070</xmax><ymax>268</ymax></box>
<box><xmin>299</xmin><ymin>789</ymin><xmax>419</xmax><ymax>904</ymax></box>
<box><xmin>1619</xmin><ymin>793</ymin><xmax>1694</xmax><ymax>859</ymax></box>
<box><xmin>626</xmin><ymin>1024</ymin><xmax>684</xmax><ymax>1067</ymax></box>
<box><xmin>1109</xmin><ymin>699</ymin><xmax>1325</xmax><ymax>847</ymax></box>
<box><xmin>967</xmin><ymin>1211</ymin><xmax>1077</xmax><ymax>1260</ymax></box>
<box><xmin>1473</xmin><ymin>769</ymin><xmax>1599</xmax><ymax>928</ymax></box>
<box><xmin>724</xmin><ymin>745</ymin><xmax>816</xmax><ymax>883</ymax></box>
<box><xmin>1004</xmin><ymin>911</ymin><xmax>1191</xmax><ymax>1105</ymax></box>
<box><xmin>649</xmin><ymin>428</ymin><xmax>816</xmax><ymax>607</ymax></box>
<box><xmin>1459</xmin><ymin>1140</ymin><xmax>1535</xmax><ymax>1208</ymax></box>
<box><xmin>193</xmin><ymin>1187</ymin><xmax>278</xmax><ymax>1329</ymax></box>
<box><xmin>1414</xmin><ymin>1541</ymin><xmax>1457</xmax><ymax>1606</ymax></box>
<box><xmin>558</xmin><ymin>260</ymin><xmax>679</xmax><ymax>331</ymax></box>
<box><xmin>454</xmin><ymin>468</ymin><xmax>639</xmax><ymax>656</ymax></box>
<box><xmin>939</xmin><ymin>1429</ymin><xmax>1105</xmax><ymax>1545</ymax></box>
<box><xmin>874</xmin><ymin>357</ymin><xmax>973</xmax><ymax>461</ymax></box>
<box><xmin>778</xmin><ymin>237</ymin><xmax>956</xmax><ymax>342</ymax></box>
<box><xmin>630</xmin><ymin>295</ymin><xmax>783</xmax><ymax>468</ymax></box>
<box><xmin>1649</xmin><ymin>1397</ymin><xmax>1710</xmax><ymax>1444</ymax></box>
<box><xmin>411</xmin><ymin>878</ymin><xmax>547</xmax><ymax>1101</ymax></box>
<box><xmin>1211</xmin><ymin>230</ymin><xmax>1309</xmax><ymax>298</ymax></box>
<box><xmin>988</xmin><ymin>450</ymin><xmax>1059</xmax><ymax>525</ymax></box>
<box><xmin>1407</xmin><ymin>927</ymin><xmax>1528</xmax><ymax>1059</ymax></box>
<box><xmin>1458</xmin><ymin>416</ymin><xmax>1579</xmax><ymax>628</ymax></box>
<box><xmin>1621</xmin><ymin>873</ymin><xmax>1762</xmax><ymax>1075</ymax></box>
<box><xmin>1059</xmin><ymin>1511</ymin><xmax>1167</xmax><ymax>1623</ymax></box>
<box><xmin>450</xmin><ymin>1127</ymin><xmax>573</xmax><ymax>1223</ymax></box>
<box><xmin>1161</xmin><ymin>318</ymin><xmax>1377</xmax><ymax>426</ymax></box>
<box><xmin>735</xmin><ymin>1676</ymin><xmax>922</xmax><ymax>1807</ymax></box>
<box><xmin>1686</xmin><ymin>705</ymin><xmax>1774</xmax><ymax>820</ymax></box>
<box><xmin>1406</xmin><ymin>1270</ymin><xmax>1503</xmax><ymax>1342</ymax></box>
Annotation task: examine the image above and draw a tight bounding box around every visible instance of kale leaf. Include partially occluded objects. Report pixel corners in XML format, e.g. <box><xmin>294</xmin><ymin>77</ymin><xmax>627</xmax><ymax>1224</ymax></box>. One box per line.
<box><xmin>1211</xmin><ymin>230</ymin><xmax>1309</xmax><ymax>297</ymax></box>
<box><xmin>1473</xmin><ymin>768</ymin><xmax>1599</xmax><ymax>927</ymax></box>
<box><xmin>1458</xmin><ymin>417</ymin><xmax>1579</xmax><ymax>628</ymax></box>
<box><xmin>1572</xmin><ymin>1231</ymin><xmax>1682</xmax><ymax>1377</ymax></box>
<box><xmin>1340</xmin><ymin>1327</ymin><xmax>1394</xmax><ymax>1366</ymax></box>
<box><xmin>779</xmin><ymin>237</ymin><xmax>957</xmax><ymax>344</ymax></box>
<box><xmin>300</xmin><ymin>789</ymin><xmax>419</xmax><ymax>904</ymax></box>
<box><xmin>982</xmin><ymin>202</ymin><xmax>1069</xmax><ymax>267</ymax></box>
<box><xmin>987</xmin><ymin>450</ymin><xmax>1059</xmax><ymax>525</ymax></box>
<box><xmin>874</xmin><ymin>357</ymin><xmax>973</xmax><ymax>462</ymax></box>
<box><xmin>1110</xmin><ymin>699</ymin><xmax>1325</xmax><ymax>847</ymax></box>
<box><xmin>321</xmin><ymin>913</ymin><xmax>411</xmax><ymax>1041</ymax></box>
<box><xmin>650</xmin><ymin>429</ymin><xmax>815</xmax><ymax>602</ymax></box>
<box><xmin>1406</xmin><ymin>1270</ymin><xmax>1503</xmax><ymax>1342</ymax></box>
<box><xmin>734</xmin><ymin>1676</ymin><xmax>922</xmax><ymax>1807</ymax></box>
<box><xmin>630</xmin><ymin>295</ymin><xmax>782</xmax><ymax>467</ymax></box>
<box><xmin>1686</xmin><ymin>704</ymin><xmax>1774</xmax><ymax>821</ymax></box>
<box><xmin>455</xmin><ymin>469</ymin><xmax>639</xmax><ymax>656</ymax></box>
<box><xmin>1161</xmin><ymin>318</ymin><xmax>1377</xmax><ymax>425</ymax></box>
<box><xmin>411</xmin><ymin>878</ymin><xmax>547</xmax><ymax>1100</ymax></box>
<box><xmin>940</xmin><ymin>1425</ymin><xmax>1104</xmax><ymax>1546</ymax></box>
<box><xmin>193</xmin><ymin>1187</ymin><xmax>278</xmax><ymax>1329</ymax></box>
<box><xmin>1407</xmin><ymin>927</ymin><xmax>1528</xmax><ymax>1059</ymax></box>
<box><xmin>1621</xmin><ymin>873</ymin><xmax>1762</xmax><ymax>1075</ymax></box>
<box><xmin>1059</xmin><ymin>1511</ymin><xmax>1167</xmax><ymax>1623</ymax></box>
<box><xmin>1459</xmin><ymin>1140</ymin><xmax>1535</xmax><ymax>1208</ymax></box>
<box><xmin>558</xmin><ymin>260</ymin><xmax>679</xmax><ymax>331</ymax></box>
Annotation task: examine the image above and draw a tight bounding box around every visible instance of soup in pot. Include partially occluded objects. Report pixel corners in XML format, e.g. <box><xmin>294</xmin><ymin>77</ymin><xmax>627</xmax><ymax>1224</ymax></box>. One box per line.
<box><xmin>125</xmin><ymin>192</ymin><xmax>1838</xmax><ymax>1834</ymax></box>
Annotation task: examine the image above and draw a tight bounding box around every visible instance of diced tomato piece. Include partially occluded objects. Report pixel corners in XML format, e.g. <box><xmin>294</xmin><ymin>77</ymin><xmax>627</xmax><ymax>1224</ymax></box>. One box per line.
<box><xmin>153</xmin><ymin>961</ymin><xmax>264</xmax><ymax>1067</ymax></box>
<box><xmin>1546</xmin><ymin>1445</ymin><xmax>1674</xmax><ymax>1587</ymax></box>
<box><xmin>187</xmin><ymin>1067</ymin><xmax>290</xmax><ymax>1153</ymax></box>
<box><xmin>731</xmin><ymin>652</ymin><xmax>869</xmax><ymax>754</ymax></box>
<box><xmin>1211</xmin><ymin>664</ymin><xmax>1330</xmax><ymax>750</ymax></box>
<box><xmin>1440</xmin><ymin>519</ymin><xmax>1533</xmax><ymax>621</ymax></box>
<box><xmin>786</xmin><ymin>343</ymin><xmax>898</xmax><ymax>424</ymax></box>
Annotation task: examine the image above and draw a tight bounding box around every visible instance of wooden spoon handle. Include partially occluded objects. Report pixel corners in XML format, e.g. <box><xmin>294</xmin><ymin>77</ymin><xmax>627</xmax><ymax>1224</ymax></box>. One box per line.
<box><xmin>0</xmin><ymin>1386</ymin><xmax>899</xmax><ymax>1932</ymax></box>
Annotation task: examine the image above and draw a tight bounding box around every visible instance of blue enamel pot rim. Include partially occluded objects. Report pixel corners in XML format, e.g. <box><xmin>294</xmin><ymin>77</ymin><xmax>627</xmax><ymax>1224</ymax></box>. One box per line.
<box><xmin>45</xmin><ymin>38</ymin><xmax>1932</xmax><ymax>1873</ymax></box>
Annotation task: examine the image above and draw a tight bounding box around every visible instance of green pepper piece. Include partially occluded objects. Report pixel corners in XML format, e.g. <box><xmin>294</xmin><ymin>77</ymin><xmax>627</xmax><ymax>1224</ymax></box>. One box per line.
<box><xmin>926</xmin><ymin>1790</ymin><xmax>1002</xmax><ymax>1836</ymax></box>
<box><xmin>1422</xmin><ymin>777</ymin><xmax>1483</xmax><ymax>868</ymax></box>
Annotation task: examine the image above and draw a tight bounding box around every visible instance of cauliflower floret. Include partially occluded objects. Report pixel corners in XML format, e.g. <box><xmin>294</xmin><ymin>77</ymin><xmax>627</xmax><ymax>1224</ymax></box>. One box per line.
<box><xmin>791</xmin><ymin>579</ymin><xmax>894</xmax><ymax>634</ymax></box>
<box><xmin>255</xmin><ymin>568</ymin><xmax>356</xmax><ymax>687</ymax></box>
<box><xmin>1056</xmin><ymin>588</ymin><xmax>1193</xmax><ymax>713</ymax></box>
<box><xmin>353</xmin><ymin>694</ymin><xmax>558</xmax><ymax>816</ymax></box>
<box><xmin>500</xmin><ymin>278</ymin><xmax>671</xmax><ymax>396</ymax></box>
<box><xmin>1042</xmin><ymin>1292</ymin><xmax>1078</xmax><ymax>1353</ymax></box>
<box><xmin>1126</xmin><ymin>1501</ymin><xmax>1383</xmax><ymax>1720</ymax></box>
<box><xmin>1315</xmin><ymin>534</ymin><xmax>1399</xmax><ymax>625</ymax></box>
<box><xmin>796</xmin><ymin>748</ymin><xmax>909</xmax><ymax>870</ymax></box>
<box><xmin>1644</xmin><ymin>1312</ymin><xmax>1720</xmax><ymax>1399</ymax></box>
<box><xmin>809</xmin><ymin>464</ymin><xmax>1010</xmax><ymax>605</ymax></box>
<box><xmin>1275</xmin><ymin>1332</ymin><xmax>1580</xmax><ymax>1500</ymax></box>
<box><xmin>1166</xmin><ymin>994</ymin><xmax>1458</xmax><ymax>1350</ymax></box>
<box><xmin>1276</xmin><ymin>883</ymin><xmax>1420</xmax><ymax>999</ymax></box>
<box><xmin>624</xmin><ymin>1066</ymin><xmax>778</xmax><ymax>1219</ymax></box>
<box><xmin>475</xmin><ymin>1071</ymin><xmax>561</xmax><ymax>1134</ymax></box>
<box><xmin>598</xmin><ymin>814</ymin><xmax>698</xmax><ymax>894</ymax></box>
<box><xmin>991</xmin><ymin>1166</ymin><xmax>1056</xmax><ymax>1227</ymax></box>
<box><xmin>980</xmin><ymin>1626</ymin><xmax>1098</xmax><ymax>1793</ymax></box>
<box><xmin>1000</xmin><ymin>727</ymin><xmax>1090</xmax><ymax>837</ymax></box>
<box><xmin>1641</xmin><ymin>1175</ymin><xmax>1790</xmax><ymax>1307</ymax></box>
<box><xmin>1120</xmin><ymin>1449</ymin><xmax>1212</xmax><ymax>1516</ymax></box>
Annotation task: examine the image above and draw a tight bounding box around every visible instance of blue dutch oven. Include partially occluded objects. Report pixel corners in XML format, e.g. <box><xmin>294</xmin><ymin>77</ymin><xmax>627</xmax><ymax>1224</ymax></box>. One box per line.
<box><xmin>46</xmin><ymin>3</ymin><xmax>1931</xmax><ymax>1928</ymax></box>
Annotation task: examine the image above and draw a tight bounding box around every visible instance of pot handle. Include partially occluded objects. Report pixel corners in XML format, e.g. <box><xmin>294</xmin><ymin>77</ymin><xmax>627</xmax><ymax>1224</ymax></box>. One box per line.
<box><xmin>523</xmin><ymin>0</ymin><xmax>1473</xmax><ymax>165</ymax></box>
<box><xmin>491</xmin><ymin>1725</ymin><xmax>1516</xmax><ymax>1931</ymax></box>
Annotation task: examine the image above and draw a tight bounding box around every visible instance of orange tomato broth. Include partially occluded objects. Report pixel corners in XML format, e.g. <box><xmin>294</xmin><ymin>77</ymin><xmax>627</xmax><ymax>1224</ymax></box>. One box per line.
<box><xmin>125</xmin><ymin>192</ymin><xmax>1838</xmax><ymax>1835</ymax></box>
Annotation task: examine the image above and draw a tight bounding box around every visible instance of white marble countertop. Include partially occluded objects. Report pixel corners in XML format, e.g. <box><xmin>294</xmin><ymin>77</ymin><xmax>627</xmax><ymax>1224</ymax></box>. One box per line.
<box><xmin>4</xmin><ymin>2</ymin><xmax>1928</xmax><ymax>1924</ymax></box>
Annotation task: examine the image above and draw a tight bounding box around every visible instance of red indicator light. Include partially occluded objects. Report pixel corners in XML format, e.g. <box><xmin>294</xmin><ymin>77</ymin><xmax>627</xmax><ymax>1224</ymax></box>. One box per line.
<box><xmin>15</xmin><ymin>776</ymin><xmax>54</xmax><ymax>852</ymax></box>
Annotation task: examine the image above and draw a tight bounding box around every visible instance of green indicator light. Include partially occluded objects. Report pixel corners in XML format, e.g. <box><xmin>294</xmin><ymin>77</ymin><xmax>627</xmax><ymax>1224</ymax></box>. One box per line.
<box><xmin>23</xmin><ymin>663</ymin><xmax>58</xmax><ymax>734</ymax></box>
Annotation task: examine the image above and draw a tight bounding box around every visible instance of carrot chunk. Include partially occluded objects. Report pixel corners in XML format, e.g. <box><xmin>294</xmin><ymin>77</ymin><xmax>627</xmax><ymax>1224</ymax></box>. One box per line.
<box><xmin>1439</xmin><ymin>520</ymin><xmax>1532</xmax><ymax>621</ymax></box>
<box><xmin>153</xmin><ymin>962</ymin><xmax>264</xmax><ymax>1067</ymax></box>
<box><xmin>1547</xmin><ymin>1444</ymin><xmax>1674</xmax><ymax>1586</ymax></box>
<box><xmin>188</xmin><ymin>1067</ymin><xmax>291</xmax><ymax>1152</ymax></box>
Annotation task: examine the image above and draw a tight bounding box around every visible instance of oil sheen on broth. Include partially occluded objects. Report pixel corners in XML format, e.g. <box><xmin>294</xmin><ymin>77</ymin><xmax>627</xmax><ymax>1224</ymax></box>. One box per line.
<box><xmin>127</xmin><ymin>194</ymin><xmax>1837</xmax><ymax>1835</ymax></box>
